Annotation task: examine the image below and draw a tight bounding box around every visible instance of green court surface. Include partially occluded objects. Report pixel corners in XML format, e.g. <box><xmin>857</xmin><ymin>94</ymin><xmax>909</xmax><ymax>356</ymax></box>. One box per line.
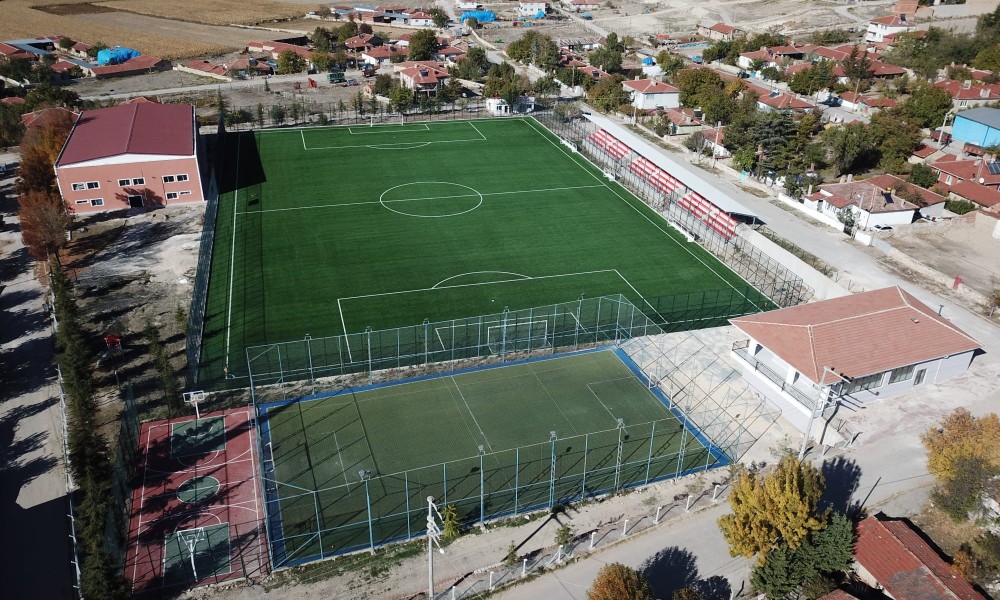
<box><xmin>162</xmin><ymin>523</ymin><xmax>231</xmax><ymax>585</ymax></box>
<box><xmin>201</xmin><ymin>118</ymin><xmax>767</xmax><ymax>385</ymax></box>
<box><xmin>260</xmin><ymin>350</ymin><xmax>722</xmax><ymax>563</ymax></box>
<box><xmin>170</xmin><ymin>417</ymin><xmax>226</xmax><ymax>458</ymax></box>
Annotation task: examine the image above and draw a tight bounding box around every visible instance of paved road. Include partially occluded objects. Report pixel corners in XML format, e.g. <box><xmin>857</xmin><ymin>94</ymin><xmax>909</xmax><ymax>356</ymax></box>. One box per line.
<box><xmin>0</xmin><ymin>165</ymin><xmax>74</xmax><ymax>599</ymax></box>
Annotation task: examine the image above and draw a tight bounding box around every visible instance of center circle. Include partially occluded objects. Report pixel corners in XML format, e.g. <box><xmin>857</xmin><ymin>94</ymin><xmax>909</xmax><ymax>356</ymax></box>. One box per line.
<box><xmin>379</xmin><ymin>182</ymin><xmax>483</xmax><ymax>218</ymax></box>
<box><xmin>176</xmin><ymin>475</ymin><xmax>220</xmax><ymax>505</ymax></box>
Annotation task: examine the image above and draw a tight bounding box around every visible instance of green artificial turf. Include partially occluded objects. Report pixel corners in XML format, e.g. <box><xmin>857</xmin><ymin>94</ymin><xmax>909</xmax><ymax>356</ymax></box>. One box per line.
<box><xmin>200</xmin><ymin>118</ymin><xmax>765</xmax><ymax>386</ymax></box>
<box><xmin>261</xmin><ymin>350</ymin><xmax>719</xmax><ymax>563</ymax></box>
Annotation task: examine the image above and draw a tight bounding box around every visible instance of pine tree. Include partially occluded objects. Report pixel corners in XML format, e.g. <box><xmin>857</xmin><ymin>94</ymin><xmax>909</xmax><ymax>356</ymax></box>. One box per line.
<box><xmin>810</xmin><ymin>512</ymin><xmax>855</xmax><ymax>573</ymax></box>
<box><xmin>751</xmin><ymin>544</ymin><xmax>798</xmax><ymax>599</ymax></box>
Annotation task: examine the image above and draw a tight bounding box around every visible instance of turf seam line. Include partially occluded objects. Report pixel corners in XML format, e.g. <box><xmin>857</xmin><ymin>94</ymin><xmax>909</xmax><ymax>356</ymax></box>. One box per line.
<box><xmin>527</xmin><ymin>363</ymin><xmax>581</xmax><ymax>437</ymax></box>
<box><xmin>522</xmin><ymin>117</ymin><xmax>762</xmax><ymax>313</ymax></box>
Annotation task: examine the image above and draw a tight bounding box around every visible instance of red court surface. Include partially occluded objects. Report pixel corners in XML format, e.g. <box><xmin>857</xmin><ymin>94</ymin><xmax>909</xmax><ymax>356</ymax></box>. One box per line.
<box><xmin>125</xmin><ymin>407</ymin><xmax>269</xmax><ymax>594</ymax></box>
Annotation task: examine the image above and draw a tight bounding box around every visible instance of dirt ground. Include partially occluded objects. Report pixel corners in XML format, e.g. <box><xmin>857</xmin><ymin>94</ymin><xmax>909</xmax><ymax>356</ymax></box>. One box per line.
<box><xmin>72</xmin><ymin>12</ymin><xmax>281</xmax><ymax>50</ymax></box>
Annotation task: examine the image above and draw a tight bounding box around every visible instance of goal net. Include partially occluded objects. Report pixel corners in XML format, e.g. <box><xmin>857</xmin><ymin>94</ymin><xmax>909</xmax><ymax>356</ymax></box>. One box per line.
<box><xmin>486</xmin><ymin>319</ymin><xmax>549</xmax><ymax>355</ymax></box>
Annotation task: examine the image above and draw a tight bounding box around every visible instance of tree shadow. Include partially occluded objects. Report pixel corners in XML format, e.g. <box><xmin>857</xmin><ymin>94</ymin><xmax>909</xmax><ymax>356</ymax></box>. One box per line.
<box><xmin>820</xmin><ymin>456</ymin><xmax>863</xmax><ymax>516</ymax></box>
<box><xmin>0</xmin><ymin>246</ymin><xmax>30</xmax><ymax>285</ymax></box>
<box><xmin>641</xmin><ymin>546</ymin><xmax>732</xmax><ymax>600</ymax></box>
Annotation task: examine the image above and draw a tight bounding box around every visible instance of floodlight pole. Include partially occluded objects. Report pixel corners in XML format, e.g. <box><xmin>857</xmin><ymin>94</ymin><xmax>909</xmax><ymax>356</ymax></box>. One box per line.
<box><xmin>548</xmin><ymin>431</ymin><xmax>557</xmax><ymax>509</ymax></box>
<box><xmin>799</xmin><ymin>367</ymin><xmax>837</xmax><ymax>460</ymax></box>
<box><xmin>478</xmin><ymin>445</ymin><xmax>486</xmax><ymax>525</ymax></box>
<box><xmin>359</xmin><ymin>469</ymin><xmax>375</xmax><ymax>553</ymax></box>
<box><xmin>427</xmin><ymin>496</ymin><xmax>436</xmax><ymax>599</ymax></box>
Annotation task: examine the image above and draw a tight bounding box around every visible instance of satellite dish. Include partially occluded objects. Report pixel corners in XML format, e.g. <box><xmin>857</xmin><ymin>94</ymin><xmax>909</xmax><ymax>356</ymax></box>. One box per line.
<box><xmin>980</xmin><ymin>177</ymin><xmax>986</xmax><ymax>184</ymax></box>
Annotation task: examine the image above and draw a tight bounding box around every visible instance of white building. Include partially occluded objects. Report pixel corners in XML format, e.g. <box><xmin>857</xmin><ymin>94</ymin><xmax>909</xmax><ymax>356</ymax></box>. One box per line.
<box><xmin>456</xmin><ymin>0</ymin><xmax>479</xmax><ymax>9</ymax></box>
<box><xmin>730</xmin><ymin>286</ymin><xmax>981</xmax><ymax>447</ymax></box>
<box><xmin>518</xmin><ymin>1</ymin><xmax>548</xmax><ymax>17</ymax></box>
<box><xmin>622</xmin><ymin>79</ymin><xmax>680</xmax><ymax>110</ymax></box>
<box><xmin>865</xmin><ymin>14</ymin><xmax>916</xmax><ymax>43</ymax></box>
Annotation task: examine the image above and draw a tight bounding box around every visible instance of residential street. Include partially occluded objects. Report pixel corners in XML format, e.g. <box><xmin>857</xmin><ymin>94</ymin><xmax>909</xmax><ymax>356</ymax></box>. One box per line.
<box><xmin>0</xmin><ymin>162</ymin><xmax>74</xmax><ymax>598</ymax></box>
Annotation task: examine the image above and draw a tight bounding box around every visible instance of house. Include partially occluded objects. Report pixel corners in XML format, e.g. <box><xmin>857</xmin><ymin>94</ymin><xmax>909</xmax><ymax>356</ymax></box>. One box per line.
<box><xmin>486</xmin><ymin>95</ymin><xmax>535</xmax><ymax>115</ymax></box>
<box><xmin>344</xmin><ymin>33</ymin><xmax>384</xmax><ymax>53</ymax></box>
<box><xmin>68</xmin><ymin>41</ymin><xmax>93</xmax><ymax>59</ymax></box>
<box><xmin>947</xmin><ymin>181</ymin><xmax>1000</xmax><ymax>211</ymax></box>
<box><xmin>569</xmin><ymin>0</ymin><xmax>600</xmax><ymax>11</ymax></box>
<box><xmin>804</xmin><ymin>174</ymin><xmax>947</xmax><ymax>228</ymax></box>
<box><xmin>866</xmin><ymin>14</ymin><xmax>916</xmax><ymax>43</ymax></box>
<box><xmin>659</xmin><ymin>107</ymin><xmax>706</xmax><ymax>135</ymax></box>
<box><xmin>931</xmin><ymin>154</ymin><xmax>1000</xmax><ymax>189</ymax></box>
<box><xmin>934</xmin><ymin>79</ymin><xmax>1000</xmax><ymax>109</ymax></box>
<box><xmin>456</xmin><ymin>0</ymin><xmax>480</xmax><ymax>10</ymax></box>
<box><xmin>751</xmin><ymin>87</ymin><xmax>816</xmax><ymax>113</ymax></box>
<box><xmin>90</xmin><ymin>55</ymin><xmax>167</xmax><ymax>79</ymax></box>
<box><xmin>698</xmin><ymin>125</ymin><xmax>729</xmax><ymax>157</ymax></box>
<box><xmin>20</xmin><ymin>106</ymin><xmax>77</xmax><ymax>129</ymax></box>
<box><xmin>556</xmin><ymin>37</ymin><xmax>602</xmax><ymax>52</ymax></box>
<box><xmin>362</xmin><ymin>45</ymin><xmax>401</xmax><ymax>65</ymax></box>
<box><xmin>730</xmin><ymin>287</ymin><xmax>981</xmax><ymax>441</ymax></box>
<box><xmin>832</xmin><ymin>60</ymin><xmax>907</xmax><ymax>84</ymax></box>
<box><xmin>403</xmin><ymin>10</ymin><xmax>437</xmax><ymax>27</ymax></box>
<box><xmin>854</xmin><ymin>513</ymin><xmax>988</xmax><ymax>599</ymax></box>
<box><xmin>246</xmin><ymin>41</ymin><xmax>313</xmax><ymax>66</ymax></box>
<box><xmin>736</xmin><ymin>45</ymin><xmax>807</xmax><ymax>70</ymax></box>
<box><xmin>838</xmin><ymin>92</ymin><xmax>896</xmax><ymax>115</ymax></box>
<box><xmin>622</xmin><ymin>78</ymin><xmax>680</xmax><ymax>110</ymax></box>
<box><xmin>178</xmin><ymin>60</ymin><xmax>230</xmax><ymax>81</ymax></box>
<box><xmin>54</xmin><ymin>103</ymin><xmax>204</xmax><ymax>214</ymax></box>
<box><xmin>697</xmin><ymin>23</ymin><xmax>744</xmax><ymax>42</ymax></box>
<box><xmin>518</xmin><ymin>1</ymin><xmax>548</xmax><ymax>17</ymax></box>
<box><xmin>952</xmin><ymin>107</ymin><xmax>1000</xmax><ymax>148</ymax></box>
<box><xmin>396</xmin><ymin>61</ymin><xmax>449</xmax><ymax>94</ymax></box>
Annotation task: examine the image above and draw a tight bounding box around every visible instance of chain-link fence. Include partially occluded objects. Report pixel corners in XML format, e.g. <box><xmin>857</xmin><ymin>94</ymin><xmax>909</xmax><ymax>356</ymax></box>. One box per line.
<box><xmin>533</xmin><ymin>111</ymin><xmax>812</xmax><ymax>309</ymax></box>
<box><xmin>104</xmin><ymin>384</ymin><xmax>141</xmax><ymax>577</ymax></box>
<box><xmin>260</xmin><ymin>411</ymin><xmax>727</xmax><ymax>567</ymax></box>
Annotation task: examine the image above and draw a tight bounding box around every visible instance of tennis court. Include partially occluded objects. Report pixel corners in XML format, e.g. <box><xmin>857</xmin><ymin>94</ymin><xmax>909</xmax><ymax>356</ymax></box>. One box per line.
<box><xmin>200</xmin><ymin>117</ymin><xmax>769</xmax><ymax>387</ymax></box>
<box><xmin>258</xmin><ymin>349</ymin><xmax>726</xmax><ymax>565</ymax></box>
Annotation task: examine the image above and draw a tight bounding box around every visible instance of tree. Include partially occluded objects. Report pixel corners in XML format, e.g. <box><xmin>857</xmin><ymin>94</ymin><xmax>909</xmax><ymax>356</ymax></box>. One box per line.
<box><xmin>465</xmin><ymin>17</ymin><xmax>479</xmax><ymax>30</ymax></box>
<box><xmin>909</xmin><ymin>162</ymin><xmax>939</xmax><ymax>188</ymax></box>
<box><xmin>901</xmin><ymin>83</ymin><xmax>953</xmax><ymax>128</ymax></box>
<box><xmin>312</xmin><ymin>26</ymin><xmax>335</xmax><ymax>52</ymax></box>
<box><xmin>587</xmin><ymin>563</ymin><xmax>654</xmax><ymax>600</ymax></box>
<box><xmin>269</xmin><ymin>104</ymin><xmax>286</xmax><ymax>124</ymax></box>
<box><xmin>277</xmin><ymin>50</ymin><xmax>306</xmax><ymax>74</ymax></box>
<box><xmin>311</xmin><ymin>51</ymin><xmax>333</xmax><ymax>73</ymax></box>
<box><xmin>718</xmin><ymin>454</ymin><xmax>829</xmax><ymax>562</ymax></box>
<box><xmin>533</xmin><ymin>74</ymin><xmax>560</xmax><ymax>98</ymax></box>
<box><xmin>870</xmin><ymin>107</ymin><xmax>922</xmax><ymax>172</ymax></box>
<box><xmin>655</xmin><ymin>51</ymin><xmax>686</xmax><ymax>78</ymax></box>
<box><xmin>809</xmin><ymin>512</ymin><xmax>855</xmax><ymax>573</ymax></box>
<box><xmin>507</xmin><ymin>31</ymin><xmax>560</xmax><ymax>71</ymax></box>
<box><xmin>588</xmin><ymin>46</ymin><xmax>623</xmax><ymax>73</ymax></box>
<box><xmin>841</xmin><ymin>45</ymin><xmax>873</xmax><ymax>93</ymax></box>
<box><xmin>429</xmin><ymin>7</ymin><xmax>450</xmax><ymax>28</ymax></box>
<box><xmin>672</xmin><ymin>588</ymin><xmax>703</xmax><ymax>600</ymax></box>
<box><xmin>388</xmin><ymin>86</ymin><xmax>414</xmax><ymax>113</ymax></box>
<box><xmin>823</xmin><ymin>122</ymin><xmax>877</xmax><ymax>176</ymax></box>
<box><xmin>407</xmin><ymin>29</ymin><xmax>438</xmax><ymax>61</ymax></box>
<box><xmin>18</xmin><ymin>190</ymin><xmax>69</xmax><ymax>260</ymax></box>
<box><xmin>588</xmin><ymin>75</ymin><xmax>629</xmax><ymax>113</ymax></box>
<box><xmin>144</xmin><ymin>322</ymin><xmax>184</xmax><ymax>416</ymax></box>
<box><xmin>554</xmin><ymin>522</ymin><xmax>574</xmax><ymax>546</ymax></box>
<box><xmin>673</xmin><ymin>68</ymin><xmax>726</xmax><ymax>110</ymax></box>
<box><xmin>973</xmin><ymin>43</ymin><xmax>1000</xmax><ymax>72</ymax></box>
<box><xmin>751</xmin><ymin>544</ymin><xmax>798</xmax><ymax>598</ymax></box>
<box><xmin>921</xmin><ymin>408</ymin><xmax>1000</xmax><ymax>482</ymax></box>
<box><xmin>750</xmin><ymin>512</ymin><xmax>854</xmax><ymax>598</ymax></box>
<box><xmin>57</xmin><ymin>37</ymin><xmax>76</xmax><ymax>50</ymax></box>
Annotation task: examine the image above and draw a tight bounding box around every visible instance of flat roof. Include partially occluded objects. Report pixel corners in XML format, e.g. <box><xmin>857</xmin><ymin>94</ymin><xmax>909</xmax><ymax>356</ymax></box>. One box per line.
<box><xmin>583</xmin><ymin>112</ymin><xmax>758</xmax><ymax>218</ymax></box>
<box><xmin>955</xmin><ymin>106</ymin><xmax>1000</xmax><ymax>131</ymax></box>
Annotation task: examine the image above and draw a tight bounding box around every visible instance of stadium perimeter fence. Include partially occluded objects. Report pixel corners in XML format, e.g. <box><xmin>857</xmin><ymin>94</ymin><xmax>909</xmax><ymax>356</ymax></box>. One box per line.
<box><xmin>533</xmin><ymin>110</ymin><xmax>812</xmax><ymax>309</ymax></box>
<box><xmin>105</xmin><ymin>384</ymin><xmax>141</xmax><ymax>584</ymax></box>
<box><xmin>258</xmin><ymin>388</ymin><xmax>731</xmax><ymax>567</ymax></box>
<box><xmin>244</xmin><ymin>290</ymin><xmax>765</xmax><ymax>403</ymax></box>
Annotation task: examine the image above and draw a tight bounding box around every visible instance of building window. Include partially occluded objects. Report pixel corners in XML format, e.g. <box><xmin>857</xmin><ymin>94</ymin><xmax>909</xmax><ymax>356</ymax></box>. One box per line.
<box><xmin>162</xmin><ymin>175</ymin><xmax>175</xmax><ymax>183</ymax></box>
<box><xmin>842</xmin><ymin>372</ymin><xmax>883</xmax><ymax>395</ymax></box>
<box><xmin>946</xmin><ymin>175</ymin><xmax>953</xmax><ymax>185</ymax></box>
<box><xmin>176</xmin><ymin>174</ymin><xmax>189</xmax><ymax>182</ymax></box>
<box><xmin>914</xmin><ymin>369</ymin><xmax>926</xmax><ymax>386</ymax></box>
<box><xmin>179</xmin><ymin>191</ymin><xmax>191</xmax><ymax>196</ymax></box>
<box><xmin>132</xmin><ymin>177</ymin><xmax>145</xmax><ymax>185</ymax></box>
<box><xmin>888</xmin><ymin>365</ymin><xmax>915</xmax><ymax>384</ymax></box>
<box><xmin>118</xmin><ymin>179</ymin><xmax>130</xmax><ymax>187</ymax></box>
<box><xmin>90</xmin><ymin>198</ymin><xmax>104</xmax><ymax>206</ymax></box>
<box><xmin>75</xmin><ymin>199</ymin><xmax>89</xmax><ymax>205</ymax></box>
<box><xmin>72</xmin><ymin>181</ymin><xmax>99</xmax><ymax>191</ymax></box>
<box><xmin>166</xmin><ymin>192</ymin><xmax>178</xmax><ymax>200</ymax></box>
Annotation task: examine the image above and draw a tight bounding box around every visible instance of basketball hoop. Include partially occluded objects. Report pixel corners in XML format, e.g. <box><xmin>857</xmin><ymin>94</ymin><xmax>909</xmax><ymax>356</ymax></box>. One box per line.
<box><xmin>183</xmin><ymin>391</ymin><xmax>206</xmax><ymax>421</ymax></box>
<box><xmin>177</xmin><ymin>527</ymin><xmax>207</xmax><ymax>581</ymax></box>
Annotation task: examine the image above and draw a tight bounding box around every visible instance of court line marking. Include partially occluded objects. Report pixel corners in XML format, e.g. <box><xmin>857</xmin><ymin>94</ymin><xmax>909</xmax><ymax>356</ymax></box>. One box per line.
<box><xmin>526</xmin><ymin>364</ymin><xmax>581</xmax><ymax>437</ymax></box>
<box><xmin>585</xmin><ymin>378</ymin><xmax>640</xmax><ymax>425</ymax></box>
<box><xmin>332</xmin><ymin>431</ymin><xmax>350</xmax><ymax>486</ymax></box>
<box><xmin>303</xmin><ymin>136</ymin><xmax>484</xmax><ymax>150</ymax></box>
<box><xmin>449</xmin><ymin>376</ymin><xmax>493</xmax><ymax>453</ymax></box>
<box><xmin>469</xmin><ymin>121</ymin><xmax>487</xmax><ymax>140</ymax></box>
<box><xmin>521</xmin><ymin>117</ymin><xmax>763</xmax><ymax>314</ymax></box>
<box><xmin>224</xmin><ymin>133</ymin><xmax>243</xmax><ymax>374</ymax></box>
<box><xmin>234</xmin><ymin>184</ymin><xmax>604</xmax><ymax>215</ymax></box>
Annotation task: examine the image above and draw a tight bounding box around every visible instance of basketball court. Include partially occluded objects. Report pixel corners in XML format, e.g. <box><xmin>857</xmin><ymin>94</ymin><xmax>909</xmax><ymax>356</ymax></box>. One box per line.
<box><xmin>124</xmin><ymin>407</ymin><xmax>268</xmax><ymax>593</ymax></box>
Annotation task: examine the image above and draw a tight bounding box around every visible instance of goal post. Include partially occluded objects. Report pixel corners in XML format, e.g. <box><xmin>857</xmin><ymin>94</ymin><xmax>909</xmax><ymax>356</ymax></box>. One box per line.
<box><xmin>486</xmin><ymin>319</ymin><xmax>549</xmax><ymax>355</ymax></box>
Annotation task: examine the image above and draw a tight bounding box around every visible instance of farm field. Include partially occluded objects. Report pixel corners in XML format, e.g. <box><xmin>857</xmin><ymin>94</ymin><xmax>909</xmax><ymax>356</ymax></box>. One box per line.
<box><xmin>199</xmin><ymin>117</ymin><xmax>768</xmax><ymax>388</ymax></box>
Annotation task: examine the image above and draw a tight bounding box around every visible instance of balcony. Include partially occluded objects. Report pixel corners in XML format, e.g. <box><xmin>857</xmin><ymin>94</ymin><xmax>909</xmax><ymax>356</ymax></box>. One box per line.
<box><xmin>732</xmin><ymin>340</ymin><xmax>819</xmax><ymax>410</ymax></box>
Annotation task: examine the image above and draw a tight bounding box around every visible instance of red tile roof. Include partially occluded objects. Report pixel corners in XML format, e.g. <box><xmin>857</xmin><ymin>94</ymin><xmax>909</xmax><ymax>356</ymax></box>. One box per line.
<box><xmin>1</xmin><ymin>96</ymin><xmax>25</xmax><ymax>105</ymax></box>
<box><xmin>90</xmin><ymin>54</ymin><xmax>164</xmax><ymax>77</ymax></box>
<box><xmin>709</xmin><ymin>23</ymin><xmax>736</xmax><ymax>34</ymax></box>
<box><xmin>20</xmin><ymin>106</ymin><xmax>76</xmax><ymax>128</ymax></box>
<box><xmin>934</xmin><ymin>79</ymin><xmax>1000</xmax><ymax>101</ymax></box>
<box><xmin>932</xmin><ymin>156</ymin><xmax>1000</xmax><ymax>186</ymax></box>
<box><xmin>911</xmin><ymin>144</ymin><xmax>937</xmax><ymax>159</ymax></box>
<box><xmin>856</xmin><ymin>515</ymin><xmax>987</xmax><ymax>600</ymax></box>
<box><xmin>870</xmin><ymin>15</ymin><xmax>915</xmax><ymax>27</ymax></box>
<box><xmin>947</xmin><ymin>180</ymin><xmax>1000</xmax><ymax>207</ymax></box>
<box><xmin>730</xmin><ymin>287</ymin><xmax>980</xmax><ymax>383</ymax></box>
<box><xmin>817</xmin><ymin>591</ymin><xmax>863</xmax><ymax>600</ymax></box>
<box><xmin>57</xmin><ymin>103</ymin><xmax>194</xmax><ymax>167</ymax></box>
<box><xmin>623</xmin><ymin>79</ymin><xmax>679</xmax><ymax>94</ymax></box>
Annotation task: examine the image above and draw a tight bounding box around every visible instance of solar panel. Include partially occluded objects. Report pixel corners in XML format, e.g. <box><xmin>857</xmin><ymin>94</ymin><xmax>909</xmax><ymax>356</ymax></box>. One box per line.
<box><xmin>986</xmin><ymin>161</ymin><xmax>1000</xmax><ymax>175</ymax></box>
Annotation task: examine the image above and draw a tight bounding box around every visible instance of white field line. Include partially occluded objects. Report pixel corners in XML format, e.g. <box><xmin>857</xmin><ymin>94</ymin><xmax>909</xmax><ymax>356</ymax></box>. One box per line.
<box><xmin>235</xmin><ymin>184</ymin><xmax>604</xmax><ymax>215</ymax></box>
<box><xmin>468</xmin><ymin>121</ymin><xmax>487</xmax><ymax>140</ymax></box>
<box><xmin>449</xmin><ymin>376</ymin><xmax>493</xmax><ymax>452</ymax></box>
<box><xmin>336</xmin><ymin>269</ymin><xmax>629</xmax><ymax>336</ymax></box>
<box><xmin>335</xmin><ymin>298</ymin><xmax>354</xmax><ymax>363</ymax></box>
<box><xmin>224</xmin><ymin>134</ymin><xmax>243</xmax><ymax>374</ymax></box>
<box><xmin>586</xmin><ymin>381</ymin><xmax>621</xmax><ymax>422</ymax></box>
<box><xmin>347</xmin><ymin>123</ymin><xmax>429</xmax><ymax>134</ymax></box>
<box><xmin>613</xmin><ymin>268</ymin><xmax>669</xmax><ymax>324</ymax></box>
<box><xmin>301</xmin><ymin>130</ymin><xmax>307</xmax><ymax>150</ymax></box>
<box><xmin>521</xmin><ymin>117</ymin><xmax>760</xmax><ymax>312</ymax></box>
<box><xmin>303</xmin><ymin>136</ymin><xmax>484</xmax><ymax>150</ymax></box>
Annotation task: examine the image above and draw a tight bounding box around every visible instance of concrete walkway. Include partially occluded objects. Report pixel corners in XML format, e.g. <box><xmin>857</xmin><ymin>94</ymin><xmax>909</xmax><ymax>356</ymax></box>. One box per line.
<box><xmin>0</xmin><ymin>163</ymin><xmax>74</xmax><ymax>598</ymax></box>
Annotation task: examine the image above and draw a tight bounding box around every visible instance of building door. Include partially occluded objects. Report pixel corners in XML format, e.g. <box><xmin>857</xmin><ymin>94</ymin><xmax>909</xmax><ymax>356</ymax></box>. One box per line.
<box><xmin>127</xmin><ymin>195</ymin><xmax>143</xmax><ymax>208</ymax></box>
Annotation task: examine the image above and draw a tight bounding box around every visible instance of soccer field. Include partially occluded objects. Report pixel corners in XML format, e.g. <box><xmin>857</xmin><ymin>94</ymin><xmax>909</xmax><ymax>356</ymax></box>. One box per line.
<box><xmin>200</xmin><ymin>117</ymin><xmax>765</xmax><ymax>385</ymax></box>
<box><xmin>259</xmin><ymin>349</ymin><xmax>724</xmax><ymax>564</ymax></box>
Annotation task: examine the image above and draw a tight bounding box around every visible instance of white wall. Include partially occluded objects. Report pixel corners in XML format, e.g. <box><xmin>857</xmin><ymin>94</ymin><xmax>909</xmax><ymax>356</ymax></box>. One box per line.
<box><xmin>631</xmin><ymin>91</ymin><xmax>679</xmax><ymax>110</ymax></box>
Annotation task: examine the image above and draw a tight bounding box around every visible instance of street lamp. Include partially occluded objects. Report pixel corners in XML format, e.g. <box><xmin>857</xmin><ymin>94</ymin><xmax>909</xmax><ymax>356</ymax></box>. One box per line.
<box><xmin>359</xmin><ymin>469</ymin><xmax>375</xmax><ymax>552</ymax></box>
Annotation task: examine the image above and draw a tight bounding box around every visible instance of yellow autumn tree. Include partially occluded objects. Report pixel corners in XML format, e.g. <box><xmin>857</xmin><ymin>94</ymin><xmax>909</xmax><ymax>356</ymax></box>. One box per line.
<box><xmin>718</xmin><ymin>454</ymin><xmax>828</xmax><ymax>563</ymax></box>
<box><xmin>587</xmin><ymin>563</ymin><xmax>654</xmax><ymax>600</ymax></box>
<box><xmin>921</xmin><ymin>409</ymin><xmax>1000</xmax><ymax>482</ymax></box>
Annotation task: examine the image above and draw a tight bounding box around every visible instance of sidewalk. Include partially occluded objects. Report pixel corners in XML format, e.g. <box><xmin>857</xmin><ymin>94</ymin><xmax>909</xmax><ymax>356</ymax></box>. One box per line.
<box><xmin>0</xmin><ymin>166</ymin><xmax>73</xmax><ymax>598</ymax></box>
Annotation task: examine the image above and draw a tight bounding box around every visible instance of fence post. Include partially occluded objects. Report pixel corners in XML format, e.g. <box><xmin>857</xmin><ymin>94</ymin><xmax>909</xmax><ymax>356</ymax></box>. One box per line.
<box><xmin>479</xmin><ymin>446</ymin><xmax>485</xmax><ymax>526</ymax></box>
<box><xmin>613</xmin><ymin>419</ymin><xmax>625</xmax><ymax>492</ymax></box>
<box><xmin>644</xmin><ymin>421</ymin><xmax>656</xmax><ymax>484</ymax></box>
<box><xmin>590</xmin><ymin>531</ymin><xmax>596</xmax><ymax>550</ymax></box>
<box><xmin>305</xmin><ymin>334</ymin><xmax>314</xmax><ymax>385</ymax></box>
<box><xmin>313</xmin><ymin>491</ymin><xmax>324</xmax><ymax>559</ymax></box>
<box><xmin>405</xmin><ymin>471</ymin><xmax>412</xmax><ymax>539</ymax></box>
<box><xmin>514</xmin><ymin>447</ymin><xmax>520</xmax><ymax>515</ymax></box>
<box><xmin>548</xmin><ymin>431</ymin><xmax>557</xmax><ymax>509</ymax></box>
<box><xmin>552</xmin><ymin>303</ymin><xmax>558</xmax><ymax>353</ymax></box>
<box><xmin>574</xmin><ymin>294</ymin><xmax>583</xmax><ymax>350</ymax></box>
<box><xmin>443</xmin><ymin>463</ymin><xmax>448</xmax><ymax>506</ymax></box>
<box><xmin>527</xmin><ymin>307</ymin><xmax>534</xmax><ymax>353</ymax></box>
<box><xmin>366</xmin><ymin>327</ymin><xmax>373</xmax><ymax>378</ymax></box>
<box><xmin>424</xmin><ymin>318</ymin><xmax>430</xmax><ymax>364</ymax></box>
<box><xmin>655</xmin><ymin>506</ymin><xmax>661</xmax><ymax>524</ymax></box>
<box><xmin>581</xmin><ymin>433</ymin><xmax>588</xmax><ymax>497</ymax></box>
